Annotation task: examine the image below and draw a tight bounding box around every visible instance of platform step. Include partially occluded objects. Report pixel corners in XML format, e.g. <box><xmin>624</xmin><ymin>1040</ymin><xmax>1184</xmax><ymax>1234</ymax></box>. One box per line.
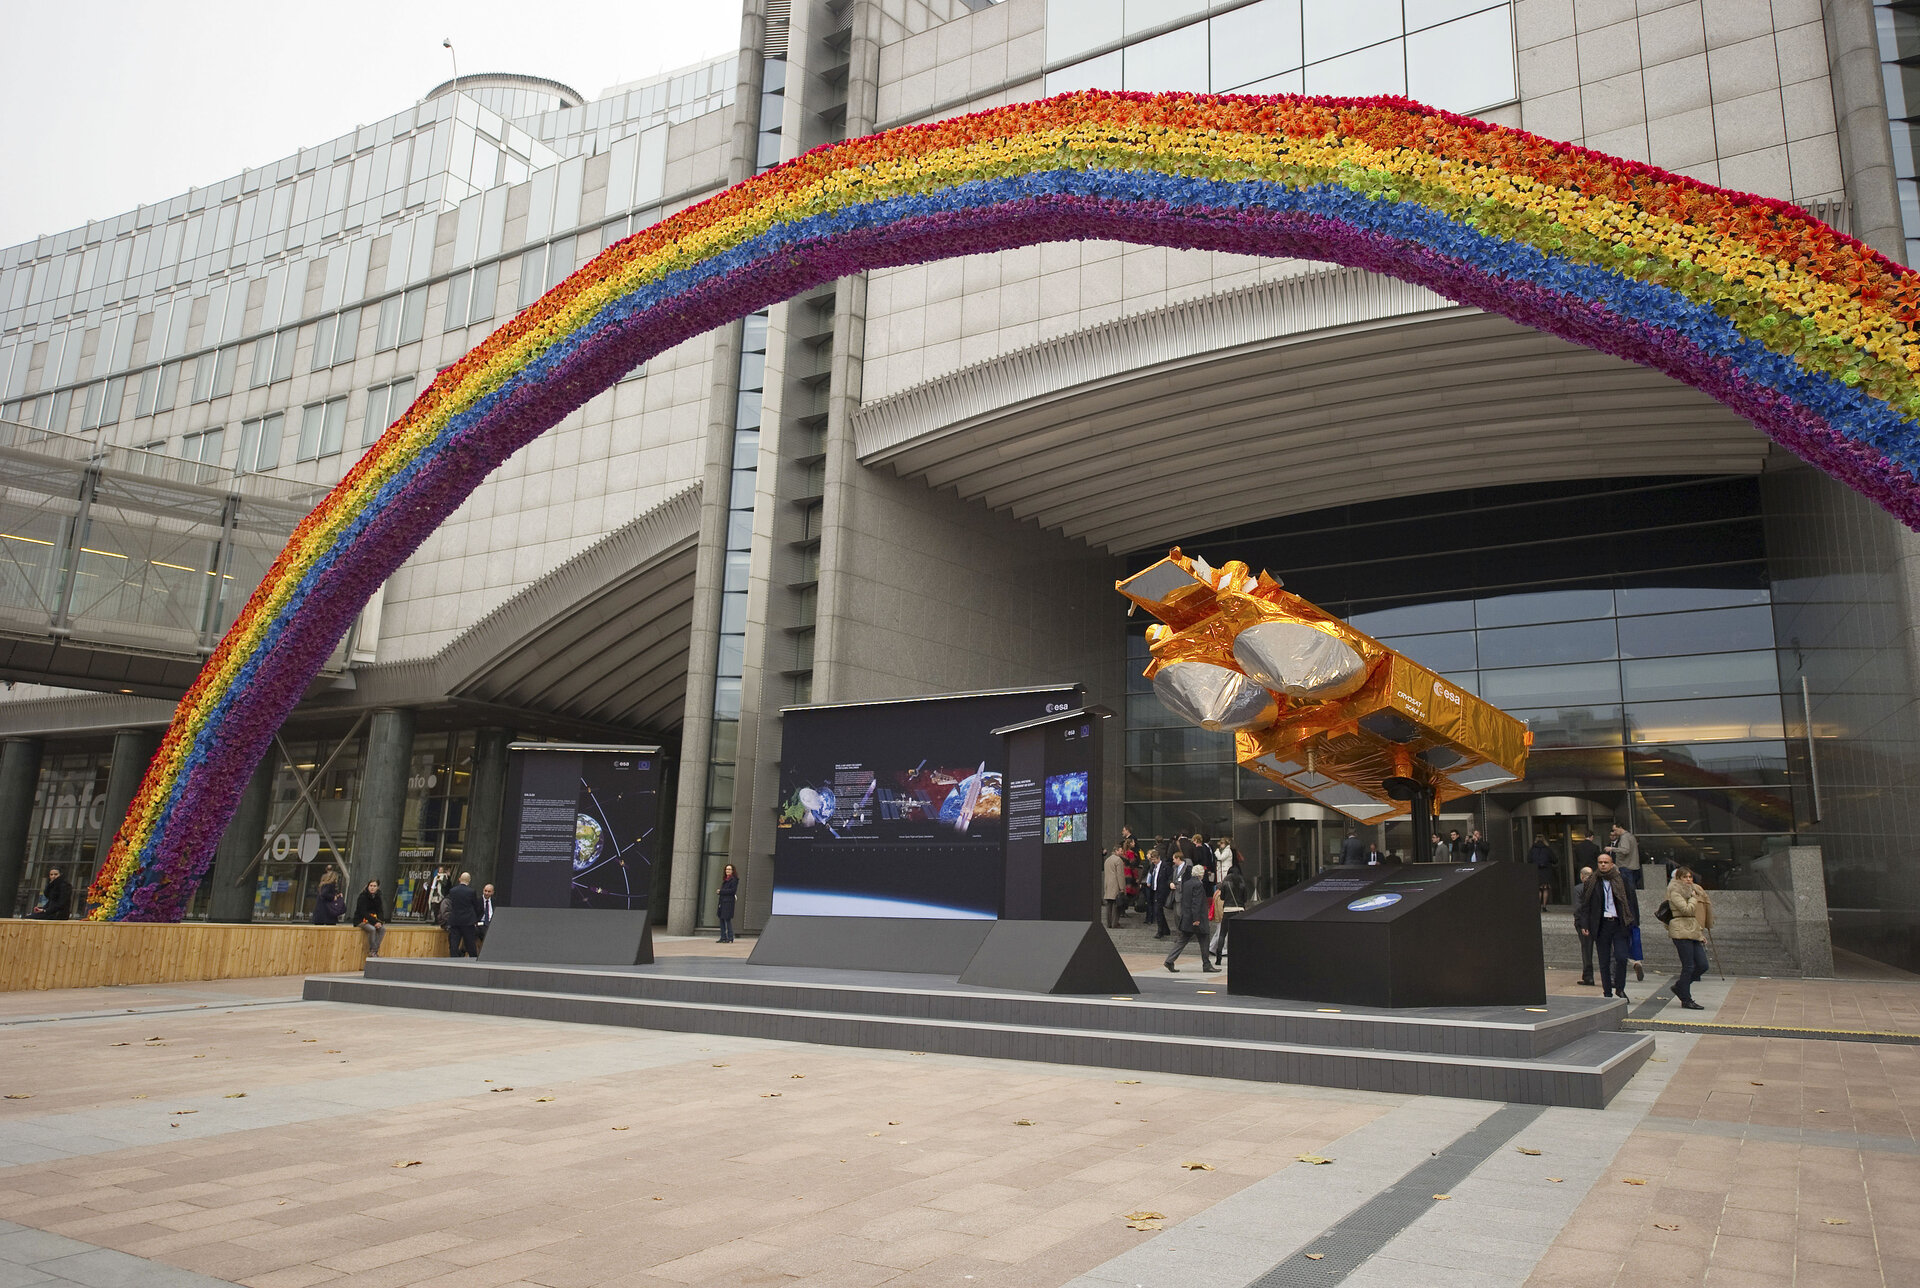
<box><xmin>305</xmin><ymin>965</ymin><xmax>1653</xmax><ymax>1109</ymax></box>
<box><xmin>359</xmin><ymin>958</ymin><xmax>1621</xmax><ymax>1060</ymax></box>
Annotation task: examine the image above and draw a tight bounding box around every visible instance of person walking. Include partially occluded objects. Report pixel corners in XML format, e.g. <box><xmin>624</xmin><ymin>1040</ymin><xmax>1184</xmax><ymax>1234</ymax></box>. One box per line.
<box><xmin>1147</xmin><ymin>848</ymin><xmax>1173</xmax><ymax>936</ymax></box>
<box><xmin>1163</xmin><ymin>863</ymin><xmax>1218</xmax><ymax>973</ymax></box>
<box><xmin>1607</xmin><ymin>824</ymin><xmax>1647</xmax><ymax>980</ymax></box>
<box><xmin>1578</xmin><ymin>854</ymin><xmax>1639</xmax><ymax>1001</ymax></box>
<box><xmin>1209</xmin><ymin>863</ymin><xmax>1247</xmax><ymax>966</ymax></box>
<box><xmin>1572</xmin><ymin>865</ymin><xmax>1596</xmax><ymax>984</ymax></box>
<box><xmin>1528</xmin><ymin>835</ymin><xmax>1556</xmax><ymax>908</ymax></box>
<box><xmin>716</xmin><ymin>863</ymin><xmax>739</xmax><ymax>942</ymax></box>
<box><xmin>444</xmin><ymin>871</ymin><xmax>483</xmax><ymax>958</ymax></box>
<box><xmin>32</xmin><ymin>867</ymin><xmax>72</xmax><ymax>919</ymax></box>
<box><xmin>477</xmin><ymin>883</ymin><xmax>495</xmax><ymax>954</ymax></box>
<box><xmin>1339</xmin><ymin>830</ymin><xmax>1367</xmax><ymax>865</ymax></box>
<box><xmin>1102</xmin><ymin>847</ymin><xmax>1126</xmax><ymax>929</ymax></box>
<box><xmin>1662</xmin><ymin>866</ymin><xmax>1711</xmax><ymax>1010</ymax></box>
<box><xmin>353</xmin><ymin>880</ymin><xmax>387</xmax><ymax>958</ymax></box>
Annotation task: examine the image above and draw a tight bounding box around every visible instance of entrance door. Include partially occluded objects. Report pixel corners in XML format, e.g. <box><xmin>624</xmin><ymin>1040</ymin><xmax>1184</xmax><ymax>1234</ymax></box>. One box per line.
<box><xmin>1268</xmin><ymin>820</ymin><xmax>1318</xmax><ymax>897</ymax></box>
<box><xmin>1513</xmin><ymin>815</ymin><xmax>1580</xmax><ymax>903</ymax></box>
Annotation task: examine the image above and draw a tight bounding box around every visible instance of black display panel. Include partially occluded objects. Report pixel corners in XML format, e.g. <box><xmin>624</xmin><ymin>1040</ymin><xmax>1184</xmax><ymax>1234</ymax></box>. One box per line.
<box><xmin>1002</xmin><ymin>711</ymin><xmax>1104</xmax><ymax>921</ymax></box>
<box><xmin>773</xmin><ymin>686</ymin><xmax>1082</xmax><ymax>919</ymax></box>
<box><xmin>498</xmin><ymin>743</ymin><xmax>662</xmax><ymax>910</ymax></box>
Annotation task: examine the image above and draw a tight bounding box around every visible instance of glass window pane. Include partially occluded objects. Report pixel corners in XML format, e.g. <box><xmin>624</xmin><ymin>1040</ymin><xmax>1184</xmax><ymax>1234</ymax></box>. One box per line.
<box><xmin>376</xmin><ymin>296</ymin><xmax>401</xmax><ymax>350</ymax></box>
<box><xmin>1476</xmin><ymin>588</ymin><xmax>1615</xmax><ymax>628</ymax></box>
<box><xmin>546</xmin><ymin>235</ymin><xmax>575</xmax><ymax>290</ymax></box>
<box><xmin>1047</xmin><ymin>0</ymin><xmax>1125</xmax><ymax>62</ymax></box>
<box><xmin>1615</xmin><ymin>584</ymin><xmax>1769</xmax><ymax>615</ymax></box>
<box><xmin>1626</xmin><ymin>695</ymin><xmax>1786</xmax><ymax>744</ymax></box>
<box><xmin>1211</xmin><ymin>0</ymin><xmax>1302</xmax><ymax>90</ymax></box>
<box><xmin>470</xmin><ymin>261</ymin><xmax>498</xmax><ymax>323</ymax></box>
<box><xmin>1376</xmin><ymin>630</ymin><xmax>1476</xmax><ymax>673</ymax></box>
<box><xmin>400</xmin><ymin>286</ymin><xmax>427</xmax><ymax>345</ymax></box>
<box><xmin>1304</xmin><ymin>0</ymin><xmax>1401</xmax><ymax>62</ymax></box>
<box><xmin>191</xmin><ymin>353</ymin><xmax>214</xmax><ymax>402</ymax></box>
<box><xmin>333</xmin><ymin>307</ymin><xmax>360</xmax><ymax>364</ymax></box>
<box><xmin>1505</xmin><ymin>704</ymin><xmax>1624</xmax><ymax>747</ymax></box>
<box><xmin>1231</xmin><ymin>69</ymin><xmax>1306</xmax><ymax>94</ymax></box>
<box><xmin>518</xmin><ymin>247</ymin><xmax>546</xmax><ymax>308</ymax></box>
<box><xmin>1617</xmin><ymin>606</ymin><xmax>1774</xmax><ymax>659</ymax></box>
<box><xmin>297</xmin><ymin>403</ymin><xmax>324</xmax><ymax>460</ymax></box>
<box><xmin>1478</xmin><ymin>661</ymin><xmax>1621</xmax><ymax>707</ymax></box>
<box><xmin>1622</xmin><ymin>651</ymin><xmax>1779</xmax><ymax>702</ymax></box>
<box><xmin>212</xmin><ymin>346</ymin><xmax>236</xmax><ymax>398</ymax></box>
<box><xmin>1405</xmin><ymin>0</ymin><xmax>1503</xmax><ymax>31</ymax></box>
<box><xmin>1406</xmin><ymin>7</ymin><xmax>1516</xmax><ymax>112</ymax></box>
<box><xmin>362</xmin><ymin>385</ymin><xmax>390</xmax><ymax>447</ymax></box>
<box><xmin>1348</xmin><ymin>599</ymin><xmax>1475</xmax><ymax>635</ymax></box>
<box><xmin>1477</xmin><ymin>620</ymin><xmax>1617</xmax><ymax>668</ymax></box>
<box><xmin>1629</xmin><ymin>740</ymin><xmax>1790</xmax><ymax>789</ymax></box>
<box><xmin>1126</xmin><ymin>0</ymin><xmax>1207</xmax><ymax>37</ymax></box>
<box><xmin>256</xmin><ymin>412</ymin><xmax>283</xmax><ymax>470</ymax></box>
<box><xmin>310</xmin><ymin>315</ymin><xmax>336</xmax><ymax>370</ymax></box>
<box><xmin>250</xmin><ymin>337</ymin><xmax>275</xmax><ymax>388</ymax></box>
<box><xmin>1305</xmin><ymin>39</ymin><xmax>1405</xmax><ymax>96</ymax></box>
<box><xmin>318</xmin><ymin>397</ymin><xmax>346</xmax><ymax>456</ymax></box>
<box><xmin>1045</xmin><ymin>50</ymin><xmax>1123</xmax><ymax>95</ymax></box>
<box><xmin>273</xmin><ymin>327</ymin><xmax>296</xmax><ymax>381</ymax></box>
<box><xmin>1124</xmin><ymin>22</ymin><xmax>1211</xmax><ymax>92</ymax></box>
<box><xmin>444</xmin><ymin>272</ymin><xmax>470</xmax><ymax>330</ymax></box>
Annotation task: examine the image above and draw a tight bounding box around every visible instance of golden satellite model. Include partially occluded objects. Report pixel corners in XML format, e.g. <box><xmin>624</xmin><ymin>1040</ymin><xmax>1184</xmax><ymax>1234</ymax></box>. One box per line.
<box><xmin>1118</xmin><ymin>549</ymin><xmax>1531</xmax><ymax>827</ymax></box>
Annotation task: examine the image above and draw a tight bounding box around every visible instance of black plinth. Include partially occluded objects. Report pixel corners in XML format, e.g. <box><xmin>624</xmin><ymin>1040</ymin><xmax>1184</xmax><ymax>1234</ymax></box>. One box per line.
<box><xmin>480</xmin><ymin>908</ymin><xmax>654</xmax><ymax>966</ymax></box>
<box><xmin>1228</xmin><ymin>862</ymin><xmax>1544</xmax><ymax>1008</ymax></box>
<box><xmin>956</xmin><ymin>920</ymin><xmax>1137</xmax><ymax>994</ymax></box>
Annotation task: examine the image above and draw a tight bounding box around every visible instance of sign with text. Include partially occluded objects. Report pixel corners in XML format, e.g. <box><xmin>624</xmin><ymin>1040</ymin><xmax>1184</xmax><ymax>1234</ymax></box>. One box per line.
<box><xmin>498</xmin><ymin>743</ymin><xmax>662</xmax><ymax>910</ymax></box>
<box><xmin>773</xmin><ymin>686</ymin><xmax>1082</xmax><ymax>920</ymax></box>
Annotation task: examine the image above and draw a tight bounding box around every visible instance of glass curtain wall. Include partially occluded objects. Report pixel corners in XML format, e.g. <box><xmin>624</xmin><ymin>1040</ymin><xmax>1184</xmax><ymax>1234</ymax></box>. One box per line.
<box><xmin>12</xmin><ymin>748</ymin><xmax>113</xmax><ymax>916</ymax></box>
<box><xmin>393</xmin><ymin>731</ymin><xmax>475</xmax><ymax>917</ymax></box>
<box><xmin>253</xmin><ymin>735</ymin><xmax>362</xmax><ymax>920</ymax></box>
<box><xmin>1123</xmin><ymin>477</ymin><xmax>1795</xmax><ymax>894</ymax></box>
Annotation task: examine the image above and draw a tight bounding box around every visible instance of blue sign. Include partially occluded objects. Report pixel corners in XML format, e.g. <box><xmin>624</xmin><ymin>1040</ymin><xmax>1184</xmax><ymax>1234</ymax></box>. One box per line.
<box><xmin>1346</xmin><ymin>892</ymin><xmax>1402</xmax><ymax>912</ymax></box>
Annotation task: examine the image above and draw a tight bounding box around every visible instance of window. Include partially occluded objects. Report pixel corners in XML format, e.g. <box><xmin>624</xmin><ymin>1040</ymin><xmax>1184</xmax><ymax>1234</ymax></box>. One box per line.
<box><xmin>376</xmin><ymin>294</ymin><xmax>401</xmax><ymax>350</ymax></box>
<box><xmin>192</xmin><ymin>352</ymin><xmax>216</xmax><ymax>402</ymax></box>
<box><xmin>180</xmin><ymin>426</ymin><xmax>223</xmax><ymax>464</ymax></box>
<box><xmin>443</xmin><ymin>273</ymin><xmax>470</xmax><ymax>330</ymax></box>
<box><xmin>237</xmin><ymin>412</ymin><xmax>284</xmax><ymax>472</ymax></box>
<box><xmin>1212</xmin><ymin>0</ymin><xmax>1301</xmax><ymax>91</ymax></box>
<box><xmin>297</xmin><ymin>395</ymin><xmax>348</xmax><ymax>460</ymax></box>
<box><xmin>309</xmin><ymin>306</ymin><xmax>360</xmax><ymax>369</ymax></box>
<box><xmin>267</xmin><ymin>326</ymin><xmax>298</xmax><ymax>383</ymax></box>
<box><xmin>137</xmin><ymin>360</ymin><xmax>179</xmax><ymax>415</ymax></box>
<box><xmin>362</xmin><ymin>376</ymin><xmax>414</xmax><ymax>446</ymax></box>
<box><xmin>518</xmin><ymin>245</ymin><xmax>546</xmax><ymax>308</ymax></box>
<box><xmin>211</xmin><ymin>345</ymin><xmax>237</xmax><ymax>399</ymax></box>
<box><xmin>311</xmin><ymin>315</ymin><xmax>336</xmax><ymax>370</ymax></box>
<box><xmin>399</xmin><ymin>285</ymin><xmax>427</xmax><ymax>345</ymax></box>
<box><xmin>545</xmin><ymin>236</ymin><xmax>575</xmax><ymax>290</ymax></box>
<box><xmin>80</xmin><ymin>375</ymin><xmax>124</xmax><ymax>429</ymax></box>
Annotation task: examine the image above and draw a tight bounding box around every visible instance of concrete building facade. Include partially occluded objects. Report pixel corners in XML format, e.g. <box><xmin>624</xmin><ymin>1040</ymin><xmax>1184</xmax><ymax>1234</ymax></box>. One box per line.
<box><xmin>2</xmin><ymin>0</ymin><xmax>1918</xmax><ymax>971</ymax></box>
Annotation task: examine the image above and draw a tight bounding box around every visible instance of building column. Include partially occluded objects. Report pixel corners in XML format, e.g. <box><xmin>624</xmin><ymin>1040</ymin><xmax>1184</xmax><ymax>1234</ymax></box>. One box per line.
<box><xmin>350</xmin><ymin>709</ymin><xmax>414</xmax><ymax>899</ymax></box>
<box><xmin>95</xmin><ymin>729</ymin><xmax>159</xmax><ymax>892</ymax></box>
<box><xmin>0</xmin><ymin>737</ymin><xmax>45</xmax><ymax>917</ymax></box>
<box><xmin>1824</xmin><ymin>0</ymin><xmax>1908</xmax><ymax>264</ymax></box>
<box><xmin>464</xmin><ymin>727</ymin><xmax>513</xmax><ymax>889</ymax></box>
<box><xmin>204</xmin><ymin>753</ymin><xmax>275</xmax><ymax>923</ymax></box>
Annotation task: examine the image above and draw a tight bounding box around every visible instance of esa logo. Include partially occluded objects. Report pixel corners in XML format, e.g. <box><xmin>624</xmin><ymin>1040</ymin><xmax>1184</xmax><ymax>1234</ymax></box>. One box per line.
<box><xmin>1046</xmin><ymin>702</ymin><xmax>1070</xmax><ymax>713</ymax></box>
<box><xmin>1346</xmin><ymin>892</ymin><xmax>1403</xmax><ymax>912</ymax></box>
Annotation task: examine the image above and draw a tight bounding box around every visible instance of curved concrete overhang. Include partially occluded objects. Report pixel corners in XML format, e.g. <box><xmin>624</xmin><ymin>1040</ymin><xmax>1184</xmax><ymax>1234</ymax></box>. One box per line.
<box><xmin>318</xmin><ymin>485</ymin><xmax>701</xmax><ymax>736</ymax></box>
<box><xmin>853</xmin><ymin>267</ymin><xmax>1773</xmax><ymax>553</ymax></box>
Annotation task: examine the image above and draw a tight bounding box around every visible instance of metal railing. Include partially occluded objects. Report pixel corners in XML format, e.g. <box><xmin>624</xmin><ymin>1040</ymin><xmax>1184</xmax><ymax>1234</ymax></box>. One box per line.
<box><xmin>0</xmin><ymin>419</ymin><xmax>328</xmax><ymax>662</ymax></box>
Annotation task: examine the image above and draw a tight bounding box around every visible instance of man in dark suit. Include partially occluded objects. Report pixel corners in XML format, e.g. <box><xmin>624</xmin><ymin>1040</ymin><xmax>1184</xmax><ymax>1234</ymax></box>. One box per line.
<box><xmin>1339</xmin><ymin>831</ymin><xmax>1367</xmax><ymax>865</ymax></box>
<box><xmin>1146</xmin><ymin>848</ymin><xmax>1173</xmax><ymax>937</ymax></box>
<box><xmin>1163</xmin><ymin>864</ymin><xmax>1218</xmax><ymax>973</ymax></box>
<box><xmin>444</xmin><ymin>871</ymin><xmax>484</xmax><ymax>959</ymax></box>
<box><xmin>1577</xmin><ymin>854</ymin><xmax>1640</xmax><ymax>1001</ymax></box>
<box><xmin>477</xmin><ymin>883</ymin><xmax>495</xmax><ymax>955</ymax></box>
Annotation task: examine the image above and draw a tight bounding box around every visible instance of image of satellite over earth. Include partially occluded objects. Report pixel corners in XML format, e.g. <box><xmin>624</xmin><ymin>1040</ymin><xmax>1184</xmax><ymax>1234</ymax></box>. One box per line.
<box><xmin>778</xmin><ymin>761</ymin><xmax>1004</xmax><ymax>838</ymax></box>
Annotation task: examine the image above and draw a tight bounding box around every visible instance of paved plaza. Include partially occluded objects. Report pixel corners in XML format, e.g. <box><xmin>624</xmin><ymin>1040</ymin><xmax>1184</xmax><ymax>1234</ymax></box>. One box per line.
<box><xmin>1</xmin><ymin>939</ymin><xmax>1915</xmax><ymax>1288</ymax></box>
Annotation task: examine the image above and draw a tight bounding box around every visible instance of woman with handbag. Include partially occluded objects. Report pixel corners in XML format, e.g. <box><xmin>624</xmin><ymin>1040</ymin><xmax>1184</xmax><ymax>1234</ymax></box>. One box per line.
<box><xmin>716</xmin><ymin>864</ymin><xmax>739</xmax><ymax>943</ymax></box>
<box><xmin>1660</xmin><ymin>866</ymin><xmax>1710</xmax><ymax>1010</ymax></box>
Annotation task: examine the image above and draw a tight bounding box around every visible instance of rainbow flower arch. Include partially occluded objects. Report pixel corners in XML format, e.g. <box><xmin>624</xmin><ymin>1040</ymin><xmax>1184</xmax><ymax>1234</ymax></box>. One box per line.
<box><xmin>89</xmin><ymin>90</ymin><xmax>1920</xmax><ymax>919</ymax></box>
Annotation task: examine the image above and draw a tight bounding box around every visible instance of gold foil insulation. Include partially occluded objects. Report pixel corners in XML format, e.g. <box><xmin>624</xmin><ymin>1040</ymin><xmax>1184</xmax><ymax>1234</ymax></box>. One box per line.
<box><xmin>1119</xmin><ymin>550</ymin><xmax>1531</xmax><ymax>823</ymax></box>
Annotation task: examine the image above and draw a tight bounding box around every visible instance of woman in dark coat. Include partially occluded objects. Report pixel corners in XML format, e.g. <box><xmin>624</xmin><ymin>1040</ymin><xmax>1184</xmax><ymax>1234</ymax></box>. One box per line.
<box><xmin>311</xmin><ymin>877</ymin><xmax>344</xmax><ymax>925</ymax></box>
<box><xmin>716</xmin><ymin>864</ymin><xmax>739</xmax><ymax>943</ymax></box>
<box><xmin>34</xmin><ymin>868</ymin><xmax>72</xmax><ymax>919</ymax></box>
<box><xmin>353</xmin><ymin>880</ymin><xmax>387</xmax><ymax>958</ymax></box>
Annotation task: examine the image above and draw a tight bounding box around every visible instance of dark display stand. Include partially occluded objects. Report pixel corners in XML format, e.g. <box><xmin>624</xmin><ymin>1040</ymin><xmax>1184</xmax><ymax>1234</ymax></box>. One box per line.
<box><xmin>749</xmin><ymin>915</ymin><xmax>993</xmax><ymax>974</ymax></box>
<box><xmin>957</xmin><ymin>920</ymin><xmax>1137</xmax><ymax>994</ymax></box>
<box><xmin>481</xmin><ymin>908</ymin><xmax>655</xmax><ymax>966</ymax></box>
<box><xmin>1229</xmin><ymin>862</ymin><xmax>1544</xmax><ymax>1007</ymax></box>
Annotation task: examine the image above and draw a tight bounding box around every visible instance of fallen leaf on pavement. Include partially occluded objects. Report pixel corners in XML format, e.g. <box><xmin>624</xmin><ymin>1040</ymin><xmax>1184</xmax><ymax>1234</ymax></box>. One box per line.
<box><xmin>1297</xmin><ymin>1154</ymin><xmax>1333</xmax><ymax>1165</ymax></box>
<box><xmin>1654</xmin><ymin>1223</ymin><xmax>1680</xmax><ymax>1231</ymax></box>
<box><xmin>1126</xmin><ymin>1220</ymin><xmax>1162</xmax><ymax>1231</ymax></box>
<box><xmin>1180</xmin><ymin>1161</ymin><xmax>1215</xmax><ymax>1171</ymax></box>
<box><xmin>1013</xmin><ymin>1119</ymin><xmax>1036</xmax><ymax>1126</ymax></box>
<box><xmin>869</xmin><ymin>1132</ymin><xmax>882</xmax><ymax>1137</ymax></box>
<box><xmin>1116</xmin><ymin>1079</ymin><xmax>1141</xmax><ymax>1085</ymax></box>
<box><xmin>790</xmin><ymin>1074</ymin><xmax>805</xmax><ymax>1079</ymax></box>
<box><xmin>1432</xmin><ymin>1194</ymin><xmax>1451</xmax><ymax>1201</ymax></box>
<box><xmin>110</xmin><ymin>1042</ymin><xmax>130</xmax><ymax>1047</ymax></box>
<box><xmin>1623</xmin><ymin>1178</ymin><xmax>1647</xmax><ymax>1186</ymax></box>
<box><xmin>1516</xmin><ymin>1147</ymin><xmax>1542</xmax><ymax>1155</ymax></box>
<box><xmin>1123</xmin><ymin>1211</ymin><xmax>1164</xmax><ymax>1222</ymax></box>
<box><xmin>611</xmin><ymin>1126</ymin><xmax>629</xmax><ymax>1131</ymax></box>
<box><xmin>3</xmin><ymin>1094</ymin><xmax>29</xmax><ymax>1100</ymax></box>
<box><xmin>761</xmin><ymin>1092</ymin><xmax>782</xmax><ymax>1098</ymax></box>
<box><xmin>711</xmin><ymin>1063</ymin><xmax>729</xmax><ymax>1068</ymax></box>
<box><xmin>533</xmin><ymin>1096</ymin><xmax>555</xmax><ymax>1103</ymax></box>
<box><xmin>1823</xmin><ymin>1218</ymin><xmax>1850</xmax><ymax>1226</ymax></box>
<box><xmin>1305</xmin><ymin>1253</ymin><xmax>1325</xmax><ymax>1261</ymax></box>
<box><xmin>1547</xmin><ymin>1177</ymin><xmax>1564</xmax><ymax>1183</ymax></box>
<box><xmin>225</xmin><ymin>1093</ymin><xmax>246</xmax><ymax>1099</ymax></box>
<box><xmin>1750</xmin><ymin>1081</ymin><xmax>1764</xmax><ymax>1086</ymax></box>
<box><xmin>171</xmin><ymin>1109</ymin><xmax>197</xmax><ymax>1115</ymax></box>
<box><xmin>392</xmin><ymin>1160</ymin><xmax>422</xmax><ymax>1168</ymax></box>
<box><xmin>489</xmin><ymin>1087</ymin><xmax>514</xmax><ymax>1092</ymax></box>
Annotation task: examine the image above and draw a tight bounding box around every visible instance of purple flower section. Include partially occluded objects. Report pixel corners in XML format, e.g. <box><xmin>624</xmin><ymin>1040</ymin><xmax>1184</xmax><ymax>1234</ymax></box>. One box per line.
<box><xmin>113</xmin><ymin>185</ymin><xmax>1910</xmax><ymax>917</ymax></box>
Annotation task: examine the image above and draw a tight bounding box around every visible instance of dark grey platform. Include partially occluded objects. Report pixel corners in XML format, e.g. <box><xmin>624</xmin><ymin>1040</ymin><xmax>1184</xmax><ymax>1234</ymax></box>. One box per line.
<box><xmin>480</xmin><ymin>908</ymin><xmax>654</xmax><ymax>966</ymax></box>
<box><xmin>304</xmin><ymin>956</ymin><xmax>1654</xmax><ymax>1108</ymax></box>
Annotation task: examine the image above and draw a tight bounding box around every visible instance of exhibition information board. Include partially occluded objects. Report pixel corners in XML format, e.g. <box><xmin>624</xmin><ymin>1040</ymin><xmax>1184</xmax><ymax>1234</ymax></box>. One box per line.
<box><xmin>498</xmin><ymin>742</ymin><xmax>662</xmax><ymax>910</ymax></box>
<box><xmin>772</xmin><ymin>686</ymin><xmax>1081</xmax><ymax>920</ymax></box>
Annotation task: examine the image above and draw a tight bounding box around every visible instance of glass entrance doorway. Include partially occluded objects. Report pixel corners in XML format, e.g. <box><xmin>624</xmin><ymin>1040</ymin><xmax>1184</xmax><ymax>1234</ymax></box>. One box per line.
<box><xmin>1510</xmin><ymin>798</ymin><xmax>1611</xmax><ymax>904</ymax></box>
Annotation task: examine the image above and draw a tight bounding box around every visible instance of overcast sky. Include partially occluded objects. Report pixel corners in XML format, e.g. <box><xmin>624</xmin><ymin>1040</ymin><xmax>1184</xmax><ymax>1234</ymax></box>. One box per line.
<box><xmin>0</xmin><ymin>0</ymin><xmax>743</xmax><ymax>248</ymax></box>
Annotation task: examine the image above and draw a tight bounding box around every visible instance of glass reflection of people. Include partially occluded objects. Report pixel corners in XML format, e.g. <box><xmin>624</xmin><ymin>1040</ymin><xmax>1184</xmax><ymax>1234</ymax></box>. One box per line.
<box><xmin>354</xmin><ymin>880</ymin><xmax>387</xmax><ymax>958</ymax></box>
<box><xmin>716</xmin><ymin>864</ymin><xmax>739</xmax><ymax>943</ymax></box>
